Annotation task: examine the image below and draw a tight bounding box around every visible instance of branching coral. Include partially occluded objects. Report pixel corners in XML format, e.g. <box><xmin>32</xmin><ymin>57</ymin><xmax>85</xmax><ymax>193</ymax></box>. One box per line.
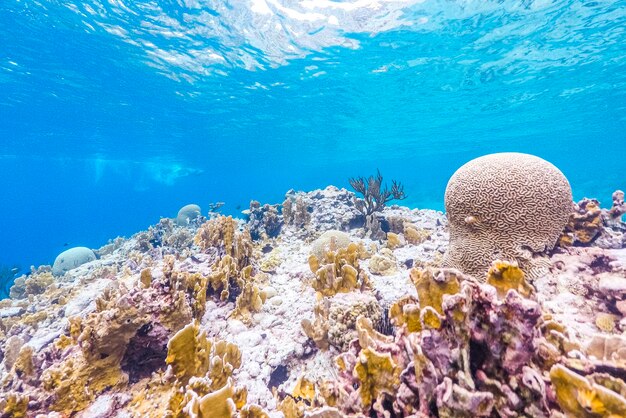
<box><xmin>308</xmin><ymin>242</ymin><xmax>371</xmax><ymax>297</ymax></box>
<box><xmin>349</xmin><ymin>170</ymin><xmax>406</xmax><ymax>217</ymax></box>
<box><xmin>195</xmin><ymin>216</ymin><xmax>253</xmax><ymax>268</ymax></box>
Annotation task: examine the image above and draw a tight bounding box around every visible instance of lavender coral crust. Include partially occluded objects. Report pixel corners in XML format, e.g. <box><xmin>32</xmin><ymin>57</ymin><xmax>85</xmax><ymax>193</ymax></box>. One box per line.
<box><xmin>308</xmin><ymin>275</ymin><xmax>562</xmax><ymax>418</ymax></box>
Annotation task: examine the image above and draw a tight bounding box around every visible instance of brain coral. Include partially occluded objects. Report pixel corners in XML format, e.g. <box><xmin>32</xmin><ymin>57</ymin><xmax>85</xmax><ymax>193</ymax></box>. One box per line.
<box><xmin>175</xmin><ymin>204</ymin><xmax>202</xmax><ymax>226</ymax></box>
<box><xmin>310</xmin><ymin>230</ymin><xmax>351</xmax><ymax>260</ymax></box>
<box><xmin>443</xmin><ymin>152</ymin><xmax>573</xmax><ymax>280</ymax></box>
<box><xmin>52</xmin><ymin>247</ymin><xmax>96</xmax><ymax>276</ymax></box>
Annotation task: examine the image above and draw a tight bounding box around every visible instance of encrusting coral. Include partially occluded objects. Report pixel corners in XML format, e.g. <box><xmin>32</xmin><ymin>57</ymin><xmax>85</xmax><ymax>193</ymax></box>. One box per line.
<box><xmin>559</xmin><ymin>198</ymin><xmax>604</xmax><ymax>246</ymax></box>
<box><xmin>282</xmin><ymin>193</ymin><xmax>312</xmax><ymax>229</ymax></box>
<box><xmin>368</xmin><ymin>248</ymin><xmax>397</xmax><ymax>276</ymax></box>
<box><xmin>297</xmin><ymin>275</ymin><xmax>573</xmax><ymax>417</ymax></box>
<box><xmin>559</xmin><ymin>191</ymin><xmax>626</xmax><ymax>248</ymax></box>
<box><xmin>301</xmin><ymin>292</ymin><xmax>382</xmax><ymax>351</ymax></box>
<box><xmin>485</xmin><ymin>259</ymin><xmax>534</xmax><ymax>299</ymax></box>
<box><xmin>247</xmin><ymin>201</ymin><xmax>282</xmax><ymax>240</ymax></box>
<box><xmin>443</xmin><ymin>152</ymin><xmax>573</xmax><ymax>280</ymax></box>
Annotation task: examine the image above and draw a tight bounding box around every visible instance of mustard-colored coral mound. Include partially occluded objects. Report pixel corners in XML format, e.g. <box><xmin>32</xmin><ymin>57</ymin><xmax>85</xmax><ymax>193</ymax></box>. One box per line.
<box><xmin>308</xmin><ymin>242</ymin><xmax>370</xmax><ymax>297</ymax></box>
<box><xmin>550</xmin><ymin>364</ymin><xmax>626</xmax><ymax>417</ymax></box>
<box><xmin>486</xmin><ymin>260</ymin><xmax>534</xmax><ymax>299</ymax></box>
<box><xmin>443</xmin><ymin>152</ymin><xmax>572</xmax><ymax>279</ymax></box>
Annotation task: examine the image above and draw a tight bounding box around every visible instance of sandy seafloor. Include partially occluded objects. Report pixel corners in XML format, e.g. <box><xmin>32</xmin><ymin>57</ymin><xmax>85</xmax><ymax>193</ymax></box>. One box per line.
<box><xmin>1</xmin><ymin>185</ymin><xmax>626</xmax><ymax>418</ymax></box>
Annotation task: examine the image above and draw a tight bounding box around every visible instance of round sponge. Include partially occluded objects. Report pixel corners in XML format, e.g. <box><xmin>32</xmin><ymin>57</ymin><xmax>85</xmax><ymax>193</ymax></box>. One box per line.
<box><xmin>443</xmin><ymin>152</ymin><xmax>573</xmax><ymax>279</ymax></box>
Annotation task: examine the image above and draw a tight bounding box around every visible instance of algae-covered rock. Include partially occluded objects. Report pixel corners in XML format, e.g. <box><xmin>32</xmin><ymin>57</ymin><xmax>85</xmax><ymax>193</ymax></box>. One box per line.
<box><xmin>52</xmin><ymin>247</ymin><xmax>96</xmax><ymax>276</ymax></box>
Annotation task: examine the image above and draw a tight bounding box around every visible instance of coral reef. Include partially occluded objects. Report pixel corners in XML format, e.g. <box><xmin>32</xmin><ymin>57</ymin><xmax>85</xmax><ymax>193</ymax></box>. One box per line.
<box><xmin>349</xmin><ymin>170</ymin><xmax>406</xmax><ymax>240</ymax></box>
<box><xmin>559</xmin><ymin>191</ymin><xmax>626</xmax><ymax>248</ymax></box>
<box><xmin>298</xmin><ymin>275</ymin><xmax>568</xmax><ymax>417</ymax></box>
<box><xmin>301</xmin><ymin>292</ymin><xmax>382</xmax><ymax>351</ymax></box>
<box><xmin>248</xmin><ymin>201</ymin><xmax>282</xmax><ymax>240</ymax></box>
<box><xmin>282</xmin><ymin>187</ymin><xmax>362</xmax><ymax>234</ymax></box>
<box><xmin>559</xmin><ymin>197</ymin><xmax>604</xmax><ymax>246</ymax></box>
<box><xmin>443</xmin><ymin>152</ymin><xmax>573</xmax><ymax>280</ymax></box>
<box><xmin>9</xmin><ymin>270</ymin><xmax>54</xmax><ymax>299</ymax></box>
<box><xmin>3</xmin><ymin>184</ymin><xmax>626</xmax><ymax>418</ymax></box>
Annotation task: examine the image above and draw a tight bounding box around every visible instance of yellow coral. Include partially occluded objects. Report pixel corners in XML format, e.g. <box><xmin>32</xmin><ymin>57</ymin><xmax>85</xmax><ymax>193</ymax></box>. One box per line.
<box><xmin>368</xmin><ymin>248</ymin><xmax>397</xmax><ymax>276</ymax></box>
<box><xmin>410</xmin><ymin>267</ymin><xmax>461</xmax><ymax>315</ymax></box>
<box><xmin>301</xmin><ymin>295</ymin><xmax>330</xmax><ymax>350</ymax></box>
<box><xmin>292</xmin><ymin>376</ymin><xmax>316</xmax><ymax>403</ymax></box>
<box><xmin>277</xmin><ymin>396</ymin><xmax>305</xmax><ymax>418</ymax></box>
<box><xmin>560</xmin><ymin>200</ymin><xmax>604</xmax><ymax>246</ymax></box>
<box><xmin>421</xmin><ymin>306</ymin><xmax>442</xmax><ymax>330</ymax></box>
<box><xmin>386</xmin><ymin>232</ymin><xmax>402</xmax><ymax>249</ymax></box>
<box><xmin>596</xmin><ymin>313</ymin><xmax>617</xmax><ymax>333</ymax></box>
<box><xmin>486</xmin><ymin>260</ymin><xmax>534</xmax><ymax>299</ymax></box>
<box><xmin>309</xmin><ymin>243</ymin><xmax>370</xmax><ymax>297</ymax></box>
<box><xmin>194</xmin><ymin>216</ymin><xmax>252</xmax><ymax>268</ymax></box>
<box><xmin>139</xmin><ymin>268</ymin><xmax>152</xmax><ymax>288</ymax></box>
<box><xmin>550</xmin><ymin>364</ymin><xmax>626</xmax><ymax>417</ymax></box>
<box><xmin>260</xmin><ymin>248</ymin><xmax>282</xmax><ymax>272</ymax></box>
<box><xmin>166</xmin><ymin>320</ymin><xmax>211</xmax><ymax>384</ymax></box>
<box><xmin>41</xmin><ymin>354</ymin><xmax>128</xmax><ymax>413</ymax></box>
<box><xmin>208</xmin><ymin>255</ymin><xmax>241</xmax><ymax>301</ymax></box>
<box><xmin>404</xmin><ymin>224</ymin><xmax>430</xmax><ymax>245</ymax></box>
<box><xmin>232</xmin><ymin>267</ymin><xmax>266</xmax><ymax>323</ymax></box>
<box><xmin>354</xmin><ymin>347</ymin><xmax>401</xmax><ymax>408</ymax></box>
<box><xmin>388</xmin><ymin>295</ymin><xmax>421</xmax><ymax>333</ymax></box>
<box><xmin>355</xmin><ymin>316</ymin><xmax>394</xmax><ymax>351</ymax></box>
<box><xmin>181</xmin><ymin>378</ymin><xmax>238</xmax><ymax>418</ymax></box>
<box><xmin>240</xmin><ymin>405</ymin><xmax>270</xmax><ymax>418</ymax></box>
<box><xmin>13</xmin><ymin>345</ymin><xmax>34</xmax><ymax>377</ymax></box>
<box><xmin>2</xmin><ymin>393</ymin><xmax>28</xmax><ymax>418</ymax></box>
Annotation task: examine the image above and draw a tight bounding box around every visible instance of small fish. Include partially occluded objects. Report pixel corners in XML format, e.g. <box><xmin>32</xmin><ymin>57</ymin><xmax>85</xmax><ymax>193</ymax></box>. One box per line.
<box><xmin>236</xmin><ymin>204</ymin><xmax>241</xmax><ymax>210</ymax></box>
<box><xmin>63</xmin><ymin>243</ymin><xmax>69</xmax><ymax>247</ymax></box>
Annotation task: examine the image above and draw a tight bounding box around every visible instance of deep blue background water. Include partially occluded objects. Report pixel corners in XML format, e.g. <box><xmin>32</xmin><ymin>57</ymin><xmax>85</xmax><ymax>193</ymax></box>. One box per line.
<box><xmin>1</xmin><ymin>0</ymin><xmax>625</xmax><ymax>286</ymax></box>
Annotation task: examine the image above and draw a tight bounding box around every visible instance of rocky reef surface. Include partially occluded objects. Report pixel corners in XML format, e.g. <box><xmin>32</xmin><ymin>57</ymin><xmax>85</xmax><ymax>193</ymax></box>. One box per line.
<box><xmin>1</xmin><ymin>185</ymin><xmax>626</xmax><ymax>418</ymax></box>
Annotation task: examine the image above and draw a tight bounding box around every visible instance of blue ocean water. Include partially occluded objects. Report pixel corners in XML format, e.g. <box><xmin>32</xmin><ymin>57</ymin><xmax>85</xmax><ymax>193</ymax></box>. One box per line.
<box><xmin>1</xmin><ymin>0</ymin><xmax>625</xmax><ymax>288</ymax></box>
